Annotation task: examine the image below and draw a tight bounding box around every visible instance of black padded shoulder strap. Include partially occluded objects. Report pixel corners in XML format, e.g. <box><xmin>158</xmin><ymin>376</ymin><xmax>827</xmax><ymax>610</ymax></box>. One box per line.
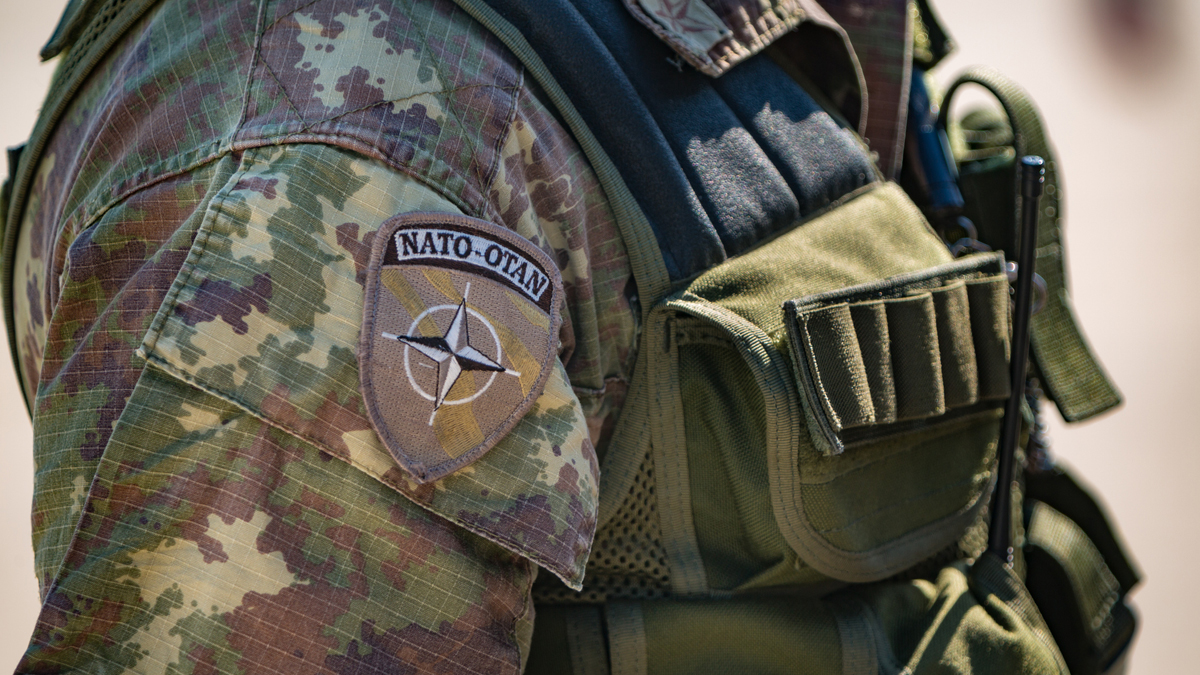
<box><xmin>477</xmin><ymin>0</ymin><xmax>879</xmax><ymax>282</ymax></box>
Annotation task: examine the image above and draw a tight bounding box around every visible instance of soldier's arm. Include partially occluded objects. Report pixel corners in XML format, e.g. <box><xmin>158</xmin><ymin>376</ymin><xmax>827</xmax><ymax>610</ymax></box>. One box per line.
<box><xmin>8</xmin><ymin>1</ymin><xmax>631</xmax><ymax>671</ymax></box>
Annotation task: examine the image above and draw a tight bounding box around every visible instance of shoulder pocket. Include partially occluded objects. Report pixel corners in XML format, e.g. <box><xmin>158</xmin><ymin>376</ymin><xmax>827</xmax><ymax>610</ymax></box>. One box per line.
<box><xmin>136</xmin><ymin>146</ymin><xmax>597</xmax><ymax>588</ymax></box>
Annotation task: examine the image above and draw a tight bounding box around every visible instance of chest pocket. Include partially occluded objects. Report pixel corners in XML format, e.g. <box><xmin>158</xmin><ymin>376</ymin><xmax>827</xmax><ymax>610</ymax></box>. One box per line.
<box><xmin>643</xmin><ymin>183</ymin><xmax>1008</xmax><ymax>588</ymax></box>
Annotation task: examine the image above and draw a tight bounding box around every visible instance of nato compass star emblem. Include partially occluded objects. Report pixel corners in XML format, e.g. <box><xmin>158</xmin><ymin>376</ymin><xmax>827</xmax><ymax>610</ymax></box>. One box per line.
<box><xmin>360</xmin><ymin>213</ymin><xmax>563</xmax><ymax>482</ymax></box>
<box><xmin>381</xmin><ymin>283</ymin><xmax>521</xmax><ymax>425</ymax></box>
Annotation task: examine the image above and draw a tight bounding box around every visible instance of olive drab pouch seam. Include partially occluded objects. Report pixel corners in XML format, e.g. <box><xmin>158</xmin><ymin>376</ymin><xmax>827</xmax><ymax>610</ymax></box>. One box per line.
<box><xmin>136</xmin><ymin>144</ymin><xmax>599</xmax><ymax>589</ymax></box>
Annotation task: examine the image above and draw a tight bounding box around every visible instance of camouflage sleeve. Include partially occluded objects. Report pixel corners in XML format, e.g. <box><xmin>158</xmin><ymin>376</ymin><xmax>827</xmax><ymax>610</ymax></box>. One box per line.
<box><xmin>12</xmin><ymin>1</ymin><xmax>643</xmax><ymax>670</ymax></box>
<box><xmin>17</xmin><ymin>141</ymin><xmax>602</xmax><ymax>673</ymax></box>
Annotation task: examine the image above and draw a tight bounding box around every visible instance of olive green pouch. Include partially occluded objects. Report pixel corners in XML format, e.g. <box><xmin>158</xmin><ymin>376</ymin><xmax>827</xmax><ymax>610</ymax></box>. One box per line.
<box><xmin>640</xmin><ymin>183</ymin><xmax>1005</xmax><ymax>587</ymax></box>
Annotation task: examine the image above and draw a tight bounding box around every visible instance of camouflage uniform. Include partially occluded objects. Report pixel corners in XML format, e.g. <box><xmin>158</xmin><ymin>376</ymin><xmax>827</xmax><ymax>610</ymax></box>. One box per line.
<box><xmin>4</xmin><ymin>0</ymin><xmax>1135</xmax><ymax>673</ymax></box>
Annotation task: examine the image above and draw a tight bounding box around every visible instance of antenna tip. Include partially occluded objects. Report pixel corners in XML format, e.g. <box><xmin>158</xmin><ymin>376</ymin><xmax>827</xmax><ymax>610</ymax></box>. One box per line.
<box><xmin>1021</xmin><ymin>155</ymin><xmax>1046</xmax><ymax>198</ymax></box>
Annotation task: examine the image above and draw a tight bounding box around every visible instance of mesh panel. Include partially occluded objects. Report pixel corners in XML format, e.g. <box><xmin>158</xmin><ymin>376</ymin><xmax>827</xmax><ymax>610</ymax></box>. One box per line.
<box><xmin>533</xmin><ymin>443</ymin><xmax>670</xmax><ymax>603</ymax></box>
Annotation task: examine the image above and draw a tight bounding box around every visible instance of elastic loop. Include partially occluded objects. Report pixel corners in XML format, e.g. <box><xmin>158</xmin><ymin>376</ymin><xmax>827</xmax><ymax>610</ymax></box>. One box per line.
<box><xmin>885</xmin><ymin>293</ymin><xmax>945</xmax><ymax>421</ymax></box>
<box><xmin>965</xmin><ymin>275</ymin><xmax>1012</xmax><ymax>402</ymax></box>
<box><xmin>800</xmin><ymin>303</ymin><xmax>875</xmax><ymax>431</ymax></box>
<box><xmin>849</xmin><ymin>301</ymin><xmax>896</xmax><ymax>425</ymax></box>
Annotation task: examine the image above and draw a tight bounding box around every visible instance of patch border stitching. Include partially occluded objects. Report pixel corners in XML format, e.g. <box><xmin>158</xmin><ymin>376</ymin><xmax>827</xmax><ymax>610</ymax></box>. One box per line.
<box><xmin>359</xmin><ymin>211</ymin><xmax>564</xmax><ymax>483</ymax></box>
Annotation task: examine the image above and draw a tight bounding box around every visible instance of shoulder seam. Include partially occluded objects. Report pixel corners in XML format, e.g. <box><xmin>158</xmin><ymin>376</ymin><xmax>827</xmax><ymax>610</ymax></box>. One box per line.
<box><xmin>481</xmin><ymin>64</ymin><xmax>526</xmax><ymax>215</ymax></box>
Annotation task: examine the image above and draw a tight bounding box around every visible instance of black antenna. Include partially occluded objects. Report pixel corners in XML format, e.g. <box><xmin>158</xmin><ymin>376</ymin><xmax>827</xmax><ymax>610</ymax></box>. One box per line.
<box><xmin>987</xmin><ymin>155</ymin><xmax>1045</xmax><ymax>564</ymax></box>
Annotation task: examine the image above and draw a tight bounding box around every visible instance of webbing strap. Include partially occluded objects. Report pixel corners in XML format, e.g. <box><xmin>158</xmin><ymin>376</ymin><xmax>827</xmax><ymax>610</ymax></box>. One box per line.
<box><xmin>785</xmin><ymin>254</ymin><xmax>1010</xmax><ymax>455</ymax></box>
<box><xmin>565</xmin><ymin>606</ymin><xmax>611</xmax><ymax>675</ymax></box>
<box><xmin>1028</xmin><ymin>502</ymin><xmax>1123</xmax><ymax>652</ymax></box>
<box><xmin>827</xmin><ymin>597</ymin><xmax>882</xmax><ymax>675</ymax></box>
<box><xmin>605</xmin><ymin>602</ymin><xmax>649</xmax><ymax>675</ymax></box>
<box><xmin>1023</xmin><ymin>466</ymin><xmax>1140</xmax><ymax>674</ymax></box>
<box><xmin>939</xmin><ymin>67</ymin><xmax>1121</xmax><ymax>422</ymax></box>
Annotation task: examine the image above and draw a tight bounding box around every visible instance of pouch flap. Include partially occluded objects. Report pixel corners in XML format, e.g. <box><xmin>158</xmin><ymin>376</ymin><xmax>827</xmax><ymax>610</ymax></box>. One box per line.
<box><xmin>655</xmin><ymin>186</ymin><xmax>1002</xmax><ymax>584</ymax></box>
<box><xmin>785</xmin><ymin>253</ymin><xmax>1010</xmax><ymax>455</ymax></box>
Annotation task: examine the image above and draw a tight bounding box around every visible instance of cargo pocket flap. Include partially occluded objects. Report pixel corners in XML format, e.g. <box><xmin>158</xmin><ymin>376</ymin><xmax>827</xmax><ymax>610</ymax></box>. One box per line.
<box><xmin>785</xmin><ymin>253</ymin><xmax>1011</xmax><ymax>455</ymax></box>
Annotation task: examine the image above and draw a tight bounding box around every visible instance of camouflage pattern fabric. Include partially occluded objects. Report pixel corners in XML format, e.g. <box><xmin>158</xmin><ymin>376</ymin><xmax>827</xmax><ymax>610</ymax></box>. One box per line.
<box><xmin>12</xmin><ymin>0</ymin><xmax>639</xmax><ymax>670</ymax></box>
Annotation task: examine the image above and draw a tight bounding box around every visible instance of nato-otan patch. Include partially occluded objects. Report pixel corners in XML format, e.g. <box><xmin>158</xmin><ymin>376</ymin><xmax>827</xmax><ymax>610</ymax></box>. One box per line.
<box><xmin>360</xmin><ymin>213</ymin><xmax>564</xmax><ymax>483</ymax></box>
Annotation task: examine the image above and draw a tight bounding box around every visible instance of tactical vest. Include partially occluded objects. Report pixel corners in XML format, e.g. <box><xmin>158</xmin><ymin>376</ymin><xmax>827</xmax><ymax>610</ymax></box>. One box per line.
<box><xmin>2</xmin><ymin>1</ymin><xmax>1139</xmax><ymax>674</ymax></box>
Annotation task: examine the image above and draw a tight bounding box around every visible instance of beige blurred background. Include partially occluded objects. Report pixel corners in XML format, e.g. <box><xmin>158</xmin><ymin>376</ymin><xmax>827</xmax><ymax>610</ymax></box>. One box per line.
<box><xmin>1</xmin><ymin>0</ymin><xmax>1197</xmax><ymax>671</ymax></box>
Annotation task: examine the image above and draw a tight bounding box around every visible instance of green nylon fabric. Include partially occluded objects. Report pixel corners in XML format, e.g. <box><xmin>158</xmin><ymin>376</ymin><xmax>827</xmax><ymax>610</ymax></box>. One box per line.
<box><xmin>1024</xmin><ymin>500</ymin><xmax>1138</xmax><ymax>674</ymax></box>
<box><xmin>1028</xmin><ymin>503</ymin><xmax>1123</xmax><ymax>652</ymax></box>
<box><xmin>804</xmin><ymin>302</ymin><xmax>878</xmax><ymax>430</ymax></box>
<box><xmin>524</xmin><ymin>608</ymin><xmax>573</xmax><ymax>675</ymax></box>
<box><xmin>526</xmin><ymin>605</ymin><xmax>610</xmax><ymax>675</ymax></box>
<box><xmin>1022</xmin><ymin>469</ymin><xmax>1139</xmax><ymax>674</ymax></box>
<box><xmin>680</xmin><ymin>184</ymin><xmax>951</xmax><ymax>336</ymax></box>
<box><xmin>849</xmin><ymin>554</ymin><xmax>1069</xmax><ymax>675</ymax></box>
<box><xmin>40</xmin><ymin>0</ymin><xmax>98</xmax><ymax>59</ymax></box>
<box><xmin>526</xmin><ymin>555</ymin><xmax>1070</xmax><ymax>675</ymax></box>
<box><xmin>941</xmin><ymin>66</ymin><xmax>1121</xmax><ymax>423</ymax></box>
<box><xmin>887</xmin><ymin>293</ymin><xmax>945</xmax><ymax>420</ymax></box>
<box><xmin>932</xmin><ymin>281</ymin><xmax>979</xmax><ymax>408</ymax></box>
<box><xmin>642</xmin><ymin>596</ymin><xmax>845</xmax><ymax>675</ymax></box>
<box><xmin>1024</xmin><ymin>467</ymin><xmax>1141</xmax><ymax>594</ymax></box>
<box><xmin>799</xmin><ymin>416</ymin><xmax>997</xmax><ymax>553</ymax></box>
<box><xmin>662</xmin><ymin>184</ymin><xmax>999</xmax><ymax>583</ymax></box>
<box><xmin>678</xmin><ymin>330</ymin><xmax>790</xmax><ymax>591</ymax></box>
<box><xmin>966</xmin><ymin>277</ymin><xmax>1013</xmax><ymax>402</ymax></box>
<box><xmin>852</xmin><ymin>301</ymin><xmax>898</xmax><ymax>423</ymax></box>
